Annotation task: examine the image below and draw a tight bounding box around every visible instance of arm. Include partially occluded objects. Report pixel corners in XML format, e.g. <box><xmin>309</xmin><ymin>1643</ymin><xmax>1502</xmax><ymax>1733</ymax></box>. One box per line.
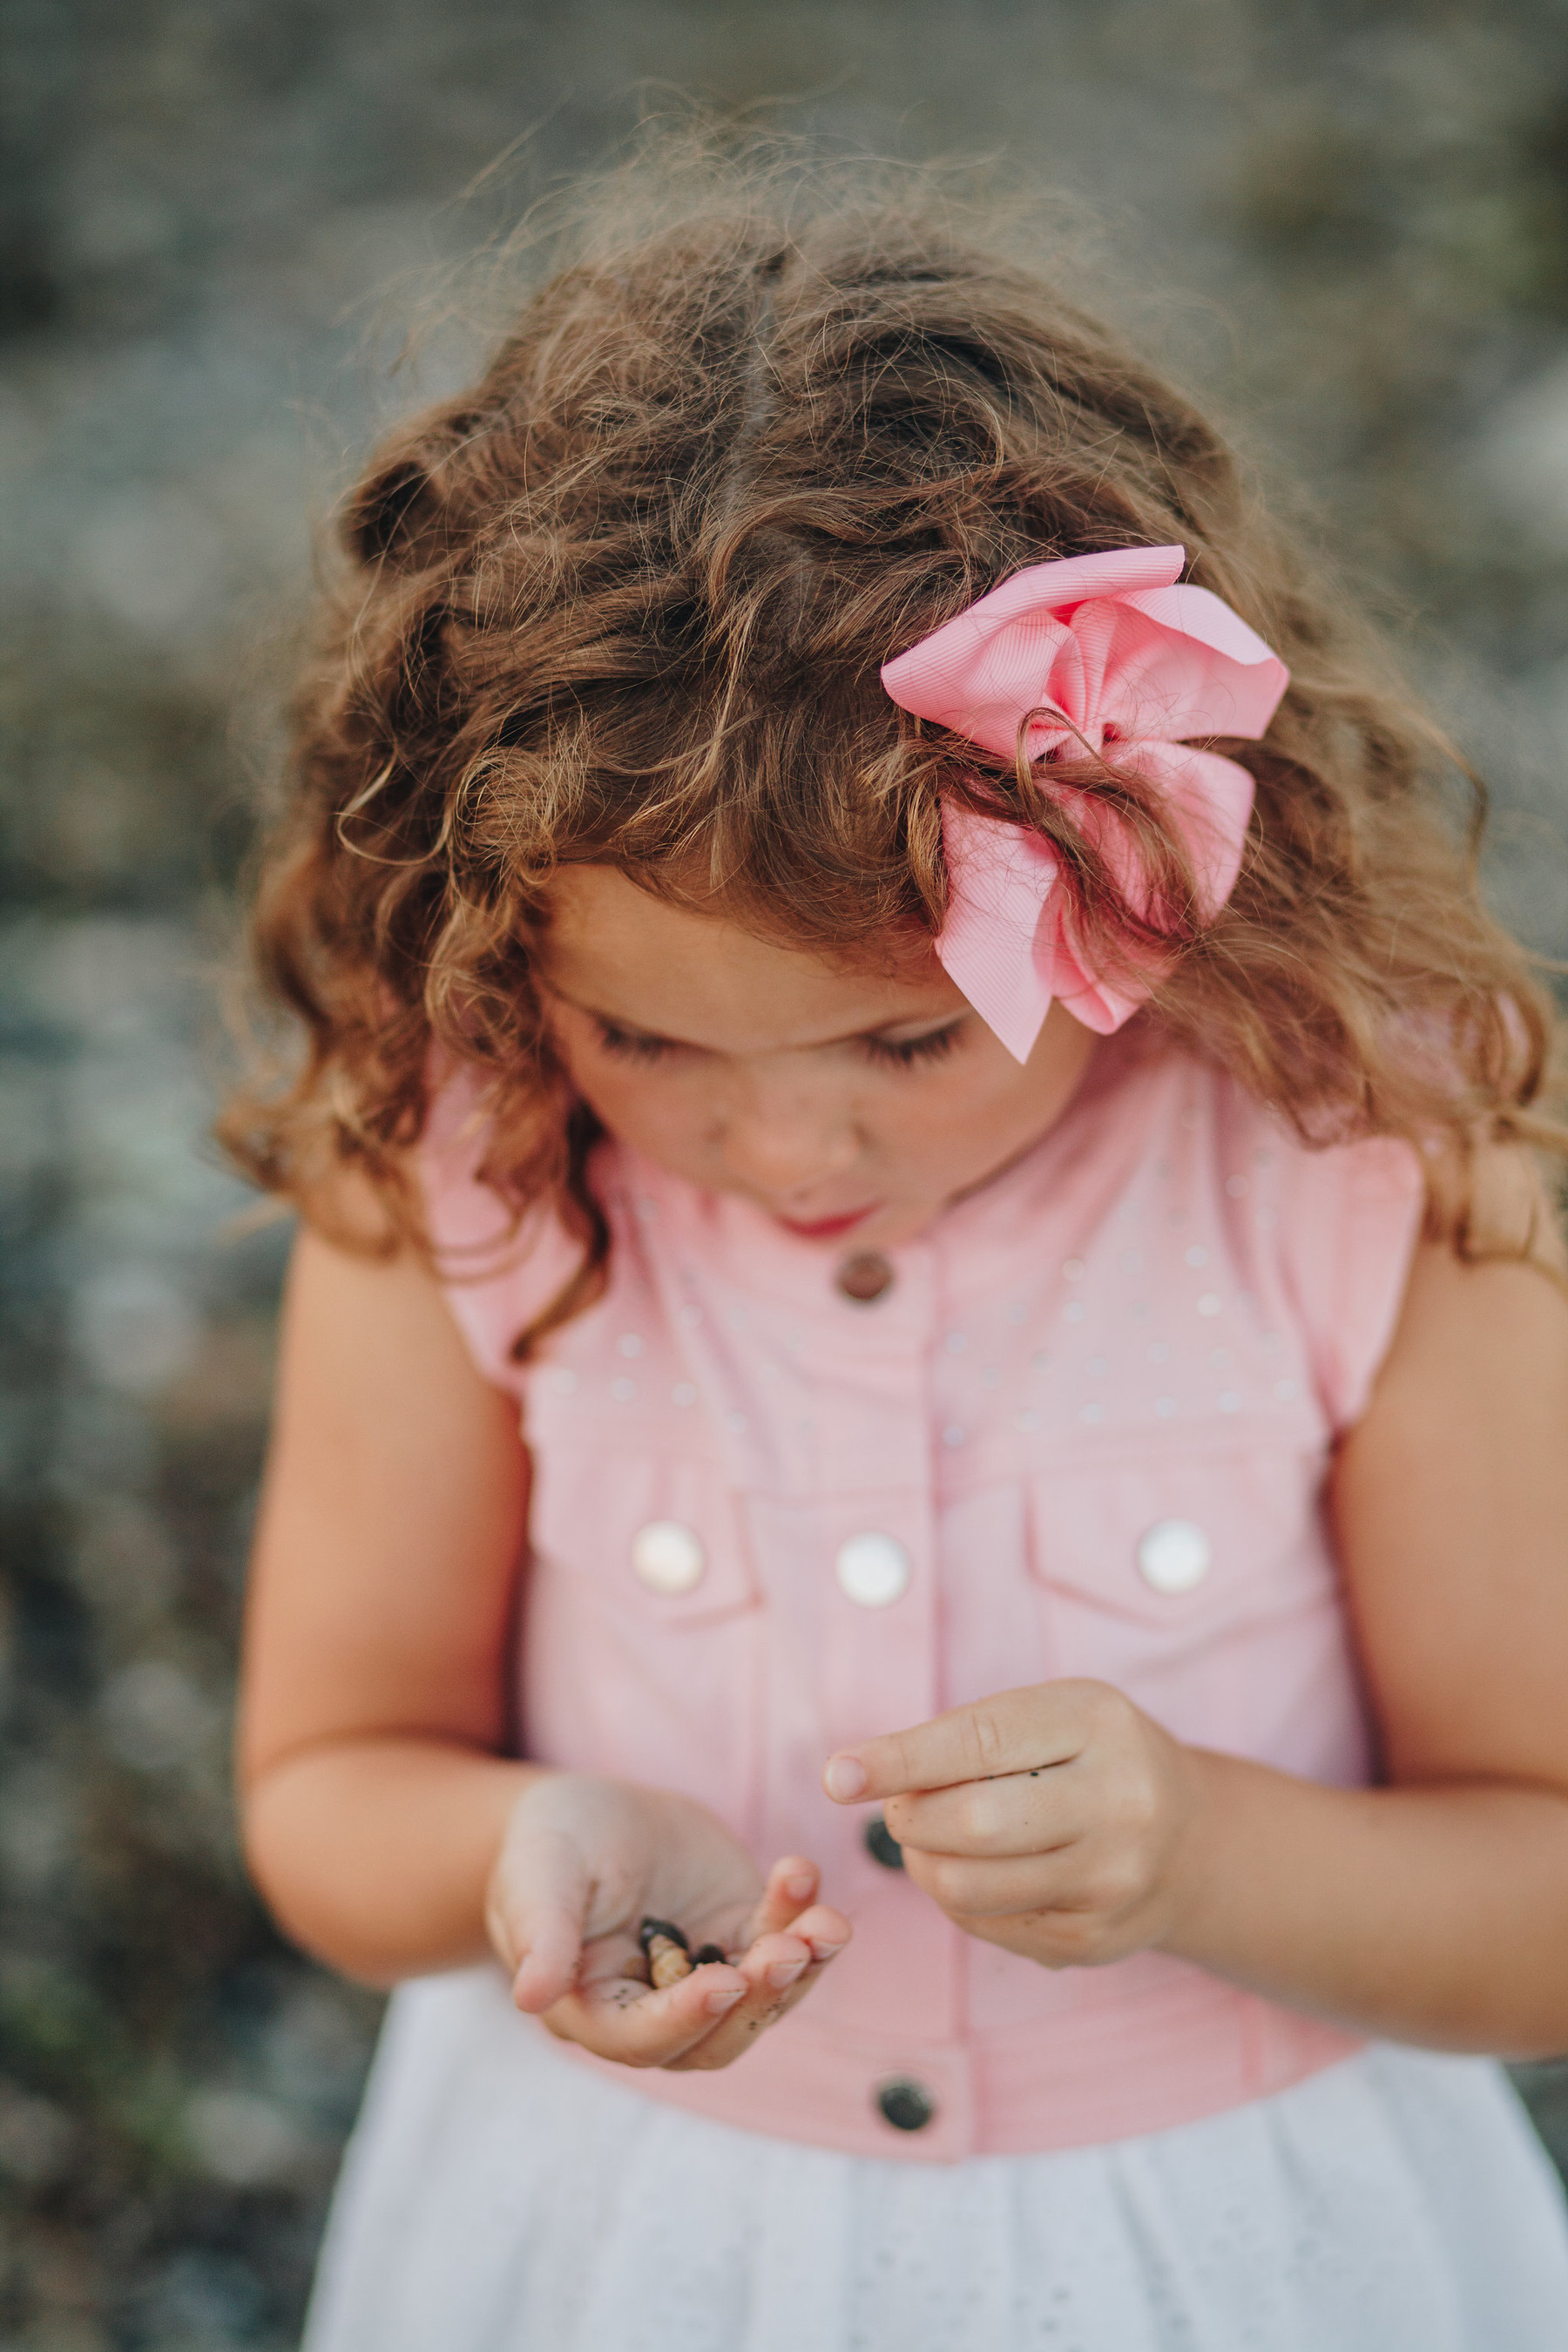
<box><xmin>825</xmin><ymin>1176</ymin><xmax>1568</xmax><ymax>2057</ymax></box>
<box><xmin>240</xmin><ymin>1220</ymin><xmax>537</xmax><ymax>1981</ymax></box>
<box><xmin>1184</xmin><ymin>1207</ymin><xmax>1568</xmax><ymax>2051</ymax></box>
<box><xmin>240</xmin><ymin>1222</ymin><xmax>847</xmax><ymax>2063</ymax></box>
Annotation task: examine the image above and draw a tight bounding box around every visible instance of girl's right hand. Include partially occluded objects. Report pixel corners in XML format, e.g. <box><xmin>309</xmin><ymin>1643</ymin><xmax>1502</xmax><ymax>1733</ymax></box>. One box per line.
<box><xmin>483</xmin><ymin>1773</ymin><xmax>850</xmax><ymax>2071</ymax></box>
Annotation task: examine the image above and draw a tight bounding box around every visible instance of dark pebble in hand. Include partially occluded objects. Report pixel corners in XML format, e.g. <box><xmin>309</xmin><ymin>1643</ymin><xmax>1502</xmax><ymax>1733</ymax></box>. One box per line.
<box><xmin>638</xmin><ymin>1916</ymin><xmax>690</xmax><ymax>1960</ymax></box>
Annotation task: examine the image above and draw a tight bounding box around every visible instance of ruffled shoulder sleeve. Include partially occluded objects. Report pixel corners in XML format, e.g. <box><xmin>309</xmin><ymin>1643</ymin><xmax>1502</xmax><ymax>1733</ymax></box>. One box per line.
<box><xmin>417</xmin><ymin>1069</ymin><xmax>585</xmax><ymax>1397</ymax></box>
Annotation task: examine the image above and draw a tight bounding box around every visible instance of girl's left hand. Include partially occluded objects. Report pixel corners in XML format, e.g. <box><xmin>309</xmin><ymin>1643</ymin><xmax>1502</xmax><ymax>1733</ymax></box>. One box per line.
<box><xmin>823</xmin><ymin>1681</ymin><xmax>1204</xmax><ymax>1968</ymax></box>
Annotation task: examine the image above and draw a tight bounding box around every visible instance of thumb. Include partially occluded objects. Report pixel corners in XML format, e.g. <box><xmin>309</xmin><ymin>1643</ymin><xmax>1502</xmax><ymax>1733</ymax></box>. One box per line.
<box><xmin>489</xmin><ymin>1822</ymin><xmax>591</xmax><ymax>2014</ymax></box>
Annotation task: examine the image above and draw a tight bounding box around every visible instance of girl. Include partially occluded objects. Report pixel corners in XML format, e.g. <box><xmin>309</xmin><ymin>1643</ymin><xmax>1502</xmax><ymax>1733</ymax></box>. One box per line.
<box><xmin>229</xmin><ymin>176</ymin><xmax>1568</xmax><ymax>2350</ymax></box>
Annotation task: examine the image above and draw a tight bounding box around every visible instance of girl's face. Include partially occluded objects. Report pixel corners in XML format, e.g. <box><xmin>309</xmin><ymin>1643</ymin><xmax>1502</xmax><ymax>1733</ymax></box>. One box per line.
<box><xmin>540</xmin><ymin>866</ymin><xmax>1098</xmax><ymax>1252</ymax></box>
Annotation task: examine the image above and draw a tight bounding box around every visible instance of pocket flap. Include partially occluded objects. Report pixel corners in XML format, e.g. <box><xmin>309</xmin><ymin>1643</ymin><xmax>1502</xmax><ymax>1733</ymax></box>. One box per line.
<box><xmin>530</xmin><ymin>1448</ymin><xmax>760</xmax><ymax>1626</ymax></box>
<box><xmin>1028</xmin><ymin>1443</ymin><xmax>1330</xmax><ymax>1628</ymax></box>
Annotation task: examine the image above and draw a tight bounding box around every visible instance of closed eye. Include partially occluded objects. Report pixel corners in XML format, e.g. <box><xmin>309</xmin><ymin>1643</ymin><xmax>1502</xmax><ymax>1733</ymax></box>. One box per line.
<box><xmin>591</xmin><ymin>1014</ymin><xmax>967</xmax><ymax>1069</ymax></box>
<box><xmin>595</xmin><ymin>1020</ymin><xmax>681</xmax><ymax>1065</ymax></box>
<box><xmin>860</xmin><ymin>1019</ymin><xmax>965</xmax><ymax>1070</ymax></box>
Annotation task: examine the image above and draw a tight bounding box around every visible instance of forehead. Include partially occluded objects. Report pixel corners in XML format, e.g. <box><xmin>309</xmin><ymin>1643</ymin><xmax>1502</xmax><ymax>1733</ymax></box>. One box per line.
<box><xmin>540</xmin><ymin>865</ymin><xmax>962</xmax><ymax>1053</ymax></box>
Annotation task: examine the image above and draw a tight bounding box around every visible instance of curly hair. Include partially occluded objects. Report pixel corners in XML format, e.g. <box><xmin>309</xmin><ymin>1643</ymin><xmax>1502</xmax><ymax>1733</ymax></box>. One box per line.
<box><xmin>220</xmin><ymin>159</ymin><xmax>1565</xmax><ymax>1348</ymax></box>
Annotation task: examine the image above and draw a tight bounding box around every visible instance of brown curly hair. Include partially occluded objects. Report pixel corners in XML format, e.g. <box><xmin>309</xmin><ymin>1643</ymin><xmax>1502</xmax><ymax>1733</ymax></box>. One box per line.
<box><xmin>220</xmin><ymin>159</ymin><xmax>1565</xmax><ymax>1346</ymax></box>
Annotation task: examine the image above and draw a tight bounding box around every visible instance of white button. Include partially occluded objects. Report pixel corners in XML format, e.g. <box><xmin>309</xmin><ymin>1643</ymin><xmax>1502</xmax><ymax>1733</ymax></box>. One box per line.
<box><xmin>1136</xmin><ymin>1519</ymin><xmax>1212</xmax><ymax>1596</ymax></box>
<box><xmin>631</xmin><ymin>1520</ymin><xmax>706</xmax><ymax>1595</ymax></box>
<box><xmin>835</xmin><ymin>1532</ymin><xmax>910</xmax><ymax>1608</ymax></box>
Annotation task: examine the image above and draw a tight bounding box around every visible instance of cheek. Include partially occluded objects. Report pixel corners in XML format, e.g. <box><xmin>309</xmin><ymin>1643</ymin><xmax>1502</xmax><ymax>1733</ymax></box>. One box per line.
<box><xmin>549</xmin><ymin>1022</ymin><xmax>643</xmax><ymax>1125</ymax></box>
<box><xmin>555</xmin><ymin>1041</ymin><xmax>716</xmax><ymax>1160</ymax></box>
<box><xmin>873</xmin><ymin>1063</ymin><xmax>1039</xmax><ymax>1168</ymax></box>
<box><xmin>574</xmin><ymin>1063</ymin><xmax>682</xmax><ymax>1143</ymax></box>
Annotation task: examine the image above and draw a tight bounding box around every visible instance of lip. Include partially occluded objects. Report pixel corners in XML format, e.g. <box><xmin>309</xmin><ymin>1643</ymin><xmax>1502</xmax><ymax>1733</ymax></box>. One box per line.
<box><xmin>773</xmin><ymin>1203</ymin><xmax>880</xmax><ymax>1241</ymax></box>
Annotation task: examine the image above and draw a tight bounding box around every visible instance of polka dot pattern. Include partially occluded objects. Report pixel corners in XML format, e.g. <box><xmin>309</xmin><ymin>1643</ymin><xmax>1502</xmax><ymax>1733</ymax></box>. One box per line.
<box><xmin>421</xmin><ymin>1034</ymin><xmax>1429</xmax><ymax>2169</ymax></box>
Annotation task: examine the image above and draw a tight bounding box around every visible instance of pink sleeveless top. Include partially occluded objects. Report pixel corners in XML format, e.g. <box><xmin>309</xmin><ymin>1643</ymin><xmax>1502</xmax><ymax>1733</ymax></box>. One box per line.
<box><xmin>422</xmin><ymin>1033</ymin><xmax>1424</xmax><ymax>2162</ymax></box>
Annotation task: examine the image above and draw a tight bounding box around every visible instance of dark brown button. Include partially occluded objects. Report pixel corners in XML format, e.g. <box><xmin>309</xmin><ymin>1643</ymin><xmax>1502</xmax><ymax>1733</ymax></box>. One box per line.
<box><xmin>875</xmin><ymin>2076</ymin><xmax>936</xmax><ymax>2132</ymax></box>
<box><xmin>864</xmin><ymin>1815</ymin><xmax>904</xmax><ymax>1869</ymax></box>
<box><xmin>835</xmin><ymin>1250</ymin><xmax>895</xmax><ymax>1305</ymax></box>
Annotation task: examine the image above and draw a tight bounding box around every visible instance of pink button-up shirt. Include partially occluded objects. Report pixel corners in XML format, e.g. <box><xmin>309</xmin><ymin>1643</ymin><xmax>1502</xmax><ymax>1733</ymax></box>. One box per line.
<box><xmin>422</xmin><ymin>1034</ymin><xmax>1424</xmax><ymax>2160</ymax></box>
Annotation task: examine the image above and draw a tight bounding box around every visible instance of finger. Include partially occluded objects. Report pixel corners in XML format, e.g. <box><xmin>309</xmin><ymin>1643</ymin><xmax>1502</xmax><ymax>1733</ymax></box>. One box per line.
<box><xmin>544</xmin><ymin>1960</ymin><xmax>749</xmax><ymax>2065</ymax></box>
<box><xmin>770</xmin><ymin>1900</ymin><xmax>850</xmax><ymax>1963</ymax></box>
<box><xmin>747</xmin><ymin>1856</ymin><xmax>824</xmax><ymax>1943</ymax></box>
<box><xmin>824</xmin><ymin>1682</ymin><xmax>1099</xmax><ymax>1805</ymax></box>
<box><xmin>886</xmin><ymin>1767</ymin><xmax>1082</xmax><ymax>1859</ymax></box>
<box><xmin>900</xmin><ymin>1843</ymin><xmax>1089</xmax><ymax>1922</ymax></box>
<box><xmin>492</xmin><ymin>1826</ymin><xmax>594</xmax><ymax>2015</ymax></box>
<box><xmin>666</xmin><ymin>1926</ymin><xmax>845</xmax><ymax>2072</ymax></box>
<box><xmin>543</xmin><ymin>1903</ymin><xmax>851</xmax><ymax>2074</ymax></box>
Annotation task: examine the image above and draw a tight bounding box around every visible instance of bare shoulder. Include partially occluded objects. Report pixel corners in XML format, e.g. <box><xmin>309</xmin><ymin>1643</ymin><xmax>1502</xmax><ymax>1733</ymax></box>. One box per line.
<box><xmin>240</xmin><ymin>1203</ymin><xmax>531</xmax><ymax>1790</ymax></box>
<box><xmin>1379</xmin><ymin>1144</ymin><xmax>1568</xmax><ymax>1395</ymax></box>
<box><xmin>1330</xmin><ymin>1144</ymin><xmax>1568</xmax><ymax>1785</ymax></box>
<box><xmin>274</xmin><ymin>1138</ymin><xmax>510</xmax><ymax>1413</ymax></box>
<box><xmin>281</xmin><ymin>1206</ymin><xmax>484</xmax><ymax>1425</ymax></box>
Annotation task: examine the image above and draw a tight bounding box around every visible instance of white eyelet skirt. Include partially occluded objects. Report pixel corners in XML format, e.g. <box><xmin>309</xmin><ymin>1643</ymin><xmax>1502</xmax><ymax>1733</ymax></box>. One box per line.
<box><xmin>303</xmin><ymin>1966</ymin><xmax>1568</xmax><ymax>2352</ymax></box>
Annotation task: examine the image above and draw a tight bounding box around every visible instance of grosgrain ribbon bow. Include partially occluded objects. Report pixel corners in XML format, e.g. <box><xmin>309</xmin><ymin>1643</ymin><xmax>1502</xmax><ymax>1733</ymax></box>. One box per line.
<box><xmin>880</xmin><ymin>544</ymin><xmax>1290</xmax><ymax>1063</ymax></box>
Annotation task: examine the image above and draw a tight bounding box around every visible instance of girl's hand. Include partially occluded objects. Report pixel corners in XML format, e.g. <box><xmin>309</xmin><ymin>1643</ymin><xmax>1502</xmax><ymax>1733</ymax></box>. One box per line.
<box><xmin>824</xmin><ymin>1681</ymin><xmax>1201</xmax><ymax>1968</ymax></box>
<box><xmin>484</xmin><ymin>1773</ymin><xmax>850</xmax><ymax>2071</ymax></box>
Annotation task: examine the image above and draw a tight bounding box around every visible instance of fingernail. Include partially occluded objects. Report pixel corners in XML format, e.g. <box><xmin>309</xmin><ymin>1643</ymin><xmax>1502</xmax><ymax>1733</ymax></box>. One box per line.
<box><xmin>705</xmin><ymin>1980</ymin><xmax>745</xmax><ymax>2014</ymax></box>
<box><xmin>784</xmin><ymin>1870</ymin><xmax>815</xmax><ymax>1900</ymax></box>
<box><xmin>808</xmin><ymin>1938</ymin><xmax>846</xmax><ymax>1962</ymax></box>
<box><xmin>767</xmin><ymin>1957</ymin><xmax>808</xmax><ymax>1990</ymax></box>
<box><xmin>824</xmin><ymin>1755</ymin><xmax>868</xmax><ymax>1801</ymax></box>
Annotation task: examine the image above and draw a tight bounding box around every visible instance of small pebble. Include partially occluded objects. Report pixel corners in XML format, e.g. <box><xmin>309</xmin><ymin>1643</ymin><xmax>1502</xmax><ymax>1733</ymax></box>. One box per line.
<box><xmin>639</xmin><ymin>1916</ymin><xmax>693</xmax><ymax>1989</ymax></box>
<box><xmin>647</xmin><ymin>1937</ymin><xmax>692</xmax><ymax>1989</ymax></box>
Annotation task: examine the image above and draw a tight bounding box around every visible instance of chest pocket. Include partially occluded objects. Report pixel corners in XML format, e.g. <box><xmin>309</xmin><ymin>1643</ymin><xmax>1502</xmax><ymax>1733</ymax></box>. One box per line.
<box><xmin>519</xmin><ymin>1447</ymin><xmax>763</xmax><ymax>1821</ymax></box>
<box><xmin>529</xmin><ymin>1448</ymin><xmax>760</xmax><ymax>1627</ymax></box>
<box><xmin>1026</xmin><ymin>1441</ymin><xmax>1346</xmax><ymax>1755</ymax></box>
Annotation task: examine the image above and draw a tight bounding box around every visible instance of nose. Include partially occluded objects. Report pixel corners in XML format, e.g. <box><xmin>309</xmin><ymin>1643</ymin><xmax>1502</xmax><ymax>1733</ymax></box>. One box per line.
<box><xmin>718</xmin><ymin>1072</ymin><xmax>860</xmax><ymax>1200</ymax></box>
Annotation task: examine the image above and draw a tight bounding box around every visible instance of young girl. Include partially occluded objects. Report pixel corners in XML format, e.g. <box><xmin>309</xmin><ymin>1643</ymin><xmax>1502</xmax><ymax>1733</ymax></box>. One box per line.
<box><xmin>229</xmin><ymin>179</ymin><xmax>1568</xmax><ymax>2350</ymax></box>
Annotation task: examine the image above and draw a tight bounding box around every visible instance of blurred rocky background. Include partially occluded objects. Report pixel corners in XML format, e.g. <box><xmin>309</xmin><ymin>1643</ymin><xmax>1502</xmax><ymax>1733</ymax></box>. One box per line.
<box><xmin>4</xmin><ymin>1</ymin><xmax>1568</xmax><ymax>2344</ymax></box>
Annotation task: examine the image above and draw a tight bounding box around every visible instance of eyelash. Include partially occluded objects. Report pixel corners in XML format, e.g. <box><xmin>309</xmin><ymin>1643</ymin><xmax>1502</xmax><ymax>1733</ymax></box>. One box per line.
<box><xmin>596</xmin><ymin>1023</ymin><xmax>675</xmax><ymax>1064</ymax></box>
<box><xmin>595</xmin><ymin>1019</ymin><xmax>964</xmax><ymax>1070</ymax></box>
<box><xmin>860</xmin><ymin>1023</ymin><xmax>964</xmax><ymax>1069</ymax></box>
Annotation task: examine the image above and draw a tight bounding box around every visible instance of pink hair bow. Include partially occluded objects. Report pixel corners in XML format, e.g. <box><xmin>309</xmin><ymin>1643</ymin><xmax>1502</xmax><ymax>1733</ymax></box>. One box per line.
<box><xmin>880</xmin><ymin>544</ymin><xmax>1289</xmax><ymax>1062</ymax></box>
